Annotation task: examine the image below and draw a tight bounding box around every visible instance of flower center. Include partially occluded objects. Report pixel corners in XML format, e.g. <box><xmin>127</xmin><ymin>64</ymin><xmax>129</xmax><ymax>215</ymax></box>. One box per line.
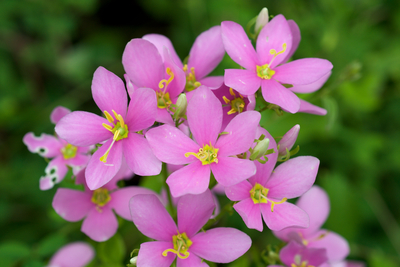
<box><xmin>222</xmin><ymin>88</ymin><xmax>246</xmax><ymax>115</ymax></box>
<box><xmin>185</xmin><ymin>143</ymin><xmax>219</xmax><ymax>165</ymax></box>
<box><xmin>91</xmin><ymin>188</ymin><xmax>111</xmax><ymax>207</ymax></box>
<box><xmin>162</xmin><ymin>232</ymin><xmax>192</xmax><ymax>259</ymax></box>
<box><xmin>100</xmin><ymin>110</ymin><xmax>129</xmax><ymax>164</ymax></box>
<box><xmin>292</xmin><ymin>255</ymin><xmax>315</xmax><ymax>267</ymax></box>
<box><xmin>249</xmin><ymin>183</ymin><xmax>287</xmax><ymax>212</ymax></box>
<box><xmin>256</xmin><ymin>43</ymin><xmax>287</xmax><ymax>80</ymax></box>
<box><xmin>183</xmin><ymin>64</ymin><xmax>201</xmax><ymax>92</ymax></box>
<box><xmin>157</xmin><ymin>67</ymin><xmax>175</xmax><ymax>109</ymax></box>
<box><xmin>60</xmin><ymin>143</ymin><xmax>78</xmax><ymax>159</ymax></box>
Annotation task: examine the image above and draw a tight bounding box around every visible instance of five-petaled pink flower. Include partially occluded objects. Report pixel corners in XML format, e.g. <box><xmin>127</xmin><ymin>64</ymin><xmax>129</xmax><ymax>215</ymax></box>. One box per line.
<box><xmin>55</xmin><ymin>66</ymin><xmax>161</xmax><ymax>190</ymax></box>
<box><xmin>130</xmin><ymin>190</ymin><xmax>251</xmax><ymax>267</ymax></box>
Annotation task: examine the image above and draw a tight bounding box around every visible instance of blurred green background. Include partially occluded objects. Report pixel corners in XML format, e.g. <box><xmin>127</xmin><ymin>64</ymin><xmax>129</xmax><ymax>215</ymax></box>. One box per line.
<box><xmin>1</xmin><ymin>0</ymin><xmax>400</xmax><ymax>266</ymax></box>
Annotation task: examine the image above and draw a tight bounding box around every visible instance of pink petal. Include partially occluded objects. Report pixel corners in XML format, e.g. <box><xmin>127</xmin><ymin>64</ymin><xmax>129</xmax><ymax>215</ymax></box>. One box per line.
<box><xmin>130</xmin><ymin>194</ymin><xmax>177</xmax><ymax>241</ymax></box>
<box><xmin>52</xmin><ymin>188</ymin><xmax>92</xmax><ymax>221</ymax></box>
<box><xmin>297</xmin><ymin>185</ymin><xmax>330</xmax><ymax>236</ymax></box>
<box><xmin>280</xmin><ymin>240</ymin><xmax>328</xmax><ymax>267</ymax></box>
<box><xmin>261</xmin><ymin>202</ymin><xmax>309</xmax><ymax>231</ymax></box>
<box><xmin>281</xmin><ymin>19</ymin><xmax>301</xmax><ymax>63</ymax></box>
<box><xmin>256</xmin><ymin>14</ymin><xmax>292</xmax><ymax>68</ymax></box>
<box><xmin>273</xmin><ymin>58</ymin><xmax>333</xmax><ymax>85</ymax></box>
<box><xmin>211</xmin><ymin>157</ymin><xmax>256</xmax><ymax>187</ymax></box>
<box><xmin>143</xmin><ymin>34</ymin><xmax>183</xmax><ymax>68</ymax></box>
<box><xmin>188</xmin><ymin>26</ymin><xmax>225</xmax><ymax>80</ymax></box>
<box><xmin>199</xmin><ymin>76</ymin><xmax>224</xmax><ymax>89</ymax></box>
<box><xmin>224</xmin><ymin>69</ymin><xmax>261</xmax><ymax>96</ymax></box>
<box><xmin>81</xmin><ymin>207</ymin><xmax>118</xmax><ymax>242</ymax></box>
<box><xmin>177</xmin><ymin>253</ymin><xmax>208</xmax><ymax>267</ymax></box>
<box><xmin>109</xmin><ymin>186</ymin><xmax>157</xmax><ymax>221</ymax></box>
<box><xmin>42</xmin><ymin>156</ymin><xmax>69</xmax><ymax>188</ymax></box>
<box><xmin>122</xmin><ymin>39</ymin><xmax>164</xmax><ymax>90</ymax></box>
<box><xmin>162</xmin><ymin>47</ymin><xmax>186</xmax><ymax>99</ymax></box>
<box><xmin>225</xmin><ymin>180</ymin><xmax>252</xmax><ymax>201</ymax></box>
<box><xmin>308</xmin><ymin>230</ymin><xmax>350</xmax><ymax>262</ymax></box>
<box><xmin>233</xmin><ymin>198</ymin><xmax>263</xmax><ymax>232</ymax></box>
<box><xmin>50</xmin><ymin>106</ymin><xmax>71</xmax><ymax>124</ymax></box>
<box><xmin>221</xmin><ymin>21</ymin><xmax>258</xmax><ymax>71</ymax></box>
<box><xmin>125</xmin><ymin>87</ymin><xmax>157</xmax><ymax>132</ymax></box>
<box><xmin>167</xmin><ymin>161</ymin><xmax>210</xmax><ymax>197</ymax></box>
<box><xmin>178</xmin><ymin>190</ymin><xmax>215</xmax><ymax>238</ymax></box>
<box><xmin>123</xmin><ymin>133</ymin><xmax>161</xmax><ymax>176</ymax></box>
<box><xmin>39</xmin><ymin>177</ymin><xmax>55</xmax><ymax>191</ymax></box>
<box><xmin>261</xmin><ymin>79</ymin><xmax>300</xmax><ymax>113</ymax></box>
<box><xmin>297</xmin><ymin>99</ymin><xmax>327</xmax><ymax>116</ymax></box>
<box><xmin>290</xmin><ymin>71</ymin><xmax>331</xmax><ymax>93</ymax></box>
<box><xmin>49</xmin><ymin>242</ymin><xmax>94</xmax><ymax>267</ymax></box>
<box><xmin>55</xmin><ymin>111</ymin><xmax>111</xmax><ymax>147</ymax></box>
<box><xmin>156</xmin><ymin>108</ymin><xmax>174</xmax><ymax>125</ymax></box>
<box><xmin>66</xmin><ymin>153</ymin><xmax>90</xmax><ymax>169</ymax></box>
<box><xmin>137</xmin><ymin>241</ymin><xmax>175</xmax><ymax>267</ymax></box>
<box><xmin>187</xmin><ymin>86</ymin><xmax>222</xmax><ymax>146</ymax></box>
<box><xmin>124</xmin><ymin>74</ymin><xmax>137</xmax><ymax>97</ymax></box>
<box><xmin>91</xmin><ymin>66</ymin><xmax>128</xmax><ymax>117</ymax></box>
<box><xmin>266</xmin><ymin>156</ymin><xmax>320</xmax><ymax>199</ymax></box>
<box><xmin>85</xmin><ymin>139</ymin><xmax>123</xmax><ymax>190</ymax></box>
<box><xmin>278</xmin><ymin>124</ymin><xmax>300</xmax><ymax>155</ymax></box>
<box><xmin>216</xmin><ymin>111</ymin><xmax>260</xmax><ymax>157</ymax></box>
<box><xmin>190</xmin><ymin>227</ymin><xmax>251</xmax><ymax>263</ymax></box>
<box><xmin>145</xmin><ymin>124</ymin><xmax>200</xmax><ymax>165</ymax></box>
<box><xmin>23</xmin><ymin>132</ymin><xmax>62</xmax><ymax>158</ymax></box>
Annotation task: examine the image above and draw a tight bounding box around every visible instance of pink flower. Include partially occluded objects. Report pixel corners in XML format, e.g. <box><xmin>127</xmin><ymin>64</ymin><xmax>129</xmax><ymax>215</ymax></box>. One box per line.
<box><xmin>142</xmin><ymin>25</ymin><xmax>225</xmax><ymax>92</ymax></box>
<box><xmin>52</xmin><ymin>171</ymin><xmax>159</xmax><ymax>242</ymax></box>
<box><xmin>129</xmin><ymin>190</ymin><xmax>251</xmax><ymax>267</ymax></box>
<box><xmin>122</xmin><ymin>38</ymin><xmax>186</xmax><ymax>125</ymax></box>
<box><xmin>47</xmin><ymin>242</ymin><xmax>94</xmax><ymax>267</ymax></box>
<box><xmin>23</xmin><ymin>106</ymin><xmax>90</xmax><ymax>190</ymax></box>
<box><xmin>273</xmin><ymin>186</ymin><xmax>350</xmax><ymax>263</ymax></box>
<box><xmin>268</xmin><ymin>240</ymin><xmax>328</xmax><ymax>267</ymax></box>
<box><xmin>146</xmin><ymin>85</ymin><xmax>260</xmax><ymax>197</ymax></box>
<box><xmin>221</xmin><ymin>15</ymin><xmax>332</xmax><ymax>113</ymax></box>
<box><xmin>55</xmin><ymin>67</ymin><xmax>161</xmax><ymax>190</ymax></box>
<box><xmin>225</xmin><ymin>155</ymin><xmax>320</xmax><ymax>231</ymax></box>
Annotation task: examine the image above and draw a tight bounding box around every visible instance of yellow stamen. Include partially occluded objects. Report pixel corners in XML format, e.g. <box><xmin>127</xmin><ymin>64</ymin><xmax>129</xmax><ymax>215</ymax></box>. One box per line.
<box><xmin>183</xmin><ymin>65</ymin><xmax>201</xmax><ymax>91</ymax></box>
<box><xmin>185</xmin><ymin>143</ymin><xmax>219</xmax><ymax>165</ymax></box>
<box><xmin>222</xmin><ymin>96</ymin><xmax>231</xmax><ymax>104</ymax></box>
<box><xmin>249</xmin><ymin>183</ymin><xmax>287</xmax><ymax>212</ymax></box>
<box><xmin>104</xmin><ymin>110</ymin><xmax>114</xmax><ymax>123</ymax></box>
<box><xmin>229</xmin><ymin>87</ymin><xmax>236</xmax><ymax>97</ymax></box>
<box><xmin>256</xmin><ymin>43</ymin><xmax>287</xmax><ymax>80</ymax></box>
<box><xmin>162</xmin><ymin>232</ymin><xmax>192</xmax><ymax>259</ymax></box>
<box><xmin>99</xmin><ymin>130</ymin><xmax>120</xmax><ymax>163</ymax></box>
<box><xmin>91</xmin><ymin>188</ymin><xmax>111</xmax><ymax>207</ymax></box>
<box><xmin>102</xmin><ymin>123</ymin><xmax>113</xmax><ymax>132</ymax></box>
<box><xmin>60</xmin><ymin>143</ymin><xmax>78</xmax><ymax>159</ymax></box>
<box><xmin>159</xmin><ymin>67</ymin><xmax>175</xmax><ymax>90</ymax></box>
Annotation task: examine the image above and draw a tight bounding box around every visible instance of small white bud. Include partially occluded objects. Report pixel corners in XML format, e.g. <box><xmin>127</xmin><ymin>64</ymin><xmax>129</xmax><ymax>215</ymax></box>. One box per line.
<box><xmin>255</xmin><ymin>7</ymin><xmax>269</xmax><ymax>34</ymax></box>
<box><xmin>173</xmin><ymin>93</ymin><xmax>188</xmax><ymax>120</ymax></box>
<box><xmin>250</xmin><ymin>138</ymin><xmax>270</xmax><ymax>161</ymax></box>
<box><xmin>278</xmin><ymin>124</ymin><xmax>300</xmax><ymax>156</ymax></box>
<box><xmin>130</xmin><ymin>256</ymin><xmax>138</xmax><ymax>265</ymax></box>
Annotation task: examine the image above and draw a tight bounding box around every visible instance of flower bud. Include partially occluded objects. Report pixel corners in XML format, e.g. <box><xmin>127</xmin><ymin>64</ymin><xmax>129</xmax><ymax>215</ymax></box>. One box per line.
<box><xmin>130</xmin><ymin>256</ymin><xmax>138</xmax><ymax>265</ymax></box>
<box><xmin>173</xmin><ymin>93</ymin><xmax>188</xmax><ymax>120</ymax></box>
<box><xmin>255</xmin><ymin>8</ymin><xmax>269</xmax><ymax>34</ymax></box>
<box><xmin>250</xmin><ymin>138</ymin><xmax>270</xmax><ymax>161</ymax></box>
<box><xmin>278</xmin><ymin>124</ymin><xmax>300</xmax><ymax>156</ymax></box>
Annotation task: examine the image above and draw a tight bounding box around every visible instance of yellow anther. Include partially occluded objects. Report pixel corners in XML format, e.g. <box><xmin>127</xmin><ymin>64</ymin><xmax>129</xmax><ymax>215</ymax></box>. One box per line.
<box><xmin>159</xmin><ymin>67</ymin><xmax>175</xmax><ymax>90</ymax></box>
<box><xmin>104</xmin><ymin>110</ymin><xmax>114</xmax><ymax>123</ymax></box>
<box><xmin>184</xmin><ymin>66</ymin><xmax>201</xmax><ymax>91</ymax></box>
<box><xmin>270</xmin><ymin>197</ymin><xmax>288</xmax><ymax>212</ymax></box>
<box><xmin>257</xmin><ymin>42</ymin><xmax>287</xmax><ymax>80</ymax></box>
<box><xmin>61</xmin><ymin>143</ymin><xmax>78</xmax><ymax>159</ymax></box>
<box><xmin>249</xmin><ymin>183</ymin><xmax>287</xmax><ymax>211</ymax></box>
<box><xmin>162</xmin><ymin>232</ymin><xmax>192</xmax><ymax>260</ymax></box>
<box><xmin>91</xmin><ymin>188</ymin><xmax>111</xmax><ymax>207</ymax></box>
<box><xmin>222</xmin><ymin>96</ymin><xmax>231</xmax><ymax>104</ymax></box>
<box><xmin>185</xmin><ymin>143</ymin><xmax>219</xmax><ymax>165</ymax></box>
<box><xmin>102</xmin><ymin>123</ymin><xmax>113</xmax><ymax>132</ymax></box>
<box><xmin>183</xmin><ymin>64</ymin><xmax>188</xmax><ymax>72</ymax></box>
<box><xmin>229</xmin><ymin>87</ymin><xmax>236</xmax><ymax>97</ymax></box>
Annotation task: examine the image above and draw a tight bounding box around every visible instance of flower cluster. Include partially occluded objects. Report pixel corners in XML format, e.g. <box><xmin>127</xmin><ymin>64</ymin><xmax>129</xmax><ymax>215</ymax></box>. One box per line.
<box><xmin>24</xmin><ymin>8</ymin><xmax>364</xmax><ymax>267</ymax></box>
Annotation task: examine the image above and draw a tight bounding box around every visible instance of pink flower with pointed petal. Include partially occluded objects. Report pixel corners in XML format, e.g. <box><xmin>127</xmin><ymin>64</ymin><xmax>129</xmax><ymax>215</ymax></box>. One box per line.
<box><xmin>24</xmin><ymin>106</ymin><xmax>91</xmax><ymax>190</ymax></box>
<box><xmin>146</xmin><ymin>85</ymin><xmax>260</xmax><ymax>197</ymax></box>
<box><xmin>52</xmin><ymin>171</ymin><xmax>158</xmax><ymax>242</ymax></box>
<box><xmin>143</xmin><ymin>25</ymin><xmax>225</xmax><ymax>92</ymax></box>
<box><xmin>212</xmin><ymin>84</ymin><xmax>256</xmax><ymax>130</ymax></box>
<box><xmin>130</xmin><ymin>190</ymin><xmax>251</xmax><ymax>267</ymax></box>
<box><xmin>55</xmin><ymin>67</ymin><xmax>161</xmax><ymax>190</ymax></box>
<box><xmin>225</xmin><ymin>154</ymin><xmax>319</xmax><ymax>231</ymax></box>
<box><xmin>122</xmin><ymin>39</ymin><xmax>186</xmax><ymax>125</ymax></box>
<box><xmin>47</xmin><ymin>242</ymin><xmax>94</xmax><ymax>267</ymax></box>
<box><xmin>273</xmin><ymin>186</ymin><xmax>350</xmax><ymax>263</ymax></box>
<box><xmin>268</xmin><ymin>240</ymin><xmax>328</xmax><ymax>267</ymax></box>
<box><xmin>277</xmin><ymin>124</ymin><xmax>300</xmax><ymax>157</ymax></box>
<box><xmin>221</xmin><ymin>15</ymin><xmax>333</xmax><ymax>113</ymax></box>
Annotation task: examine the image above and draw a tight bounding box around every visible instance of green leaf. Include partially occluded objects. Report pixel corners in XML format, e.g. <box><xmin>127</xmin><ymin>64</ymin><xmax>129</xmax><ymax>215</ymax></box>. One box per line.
<box><xmin>98</xmin><ymin>233</ymin><xmax>126</xmax><ymax>264</ymax></box>
<box><xmin>0</xmin><ymin>241</ymin><xmax>30</xmax><ymax>267</ymax></box>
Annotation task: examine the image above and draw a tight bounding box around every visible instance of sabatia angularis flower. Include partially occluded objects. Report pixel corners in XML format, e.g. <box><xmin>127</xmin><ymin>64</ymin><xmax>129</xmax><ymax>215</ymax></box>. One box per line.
<box><xmin>23</xmin><ymin>106</ymin><xmax>90</xmax><ymax>190</ymax></box>
<box><xmin>55</xmin><ymin>67</ymin><xmax>161</xmax><ymax>190</ymax></box>
<box><xmin>52</xmin><ymin>168</ymin><xmax>158</xmax><ymax>242</ymax></box>
<box><xmin>130</xmin><ymin>190</ymin><xmax>251</xmax><ymax>267</ymax></box>
<box><xmin>225</xmin><ymin>155</ymin><xmax>319</xmax><ymax>231</ymax></box>
<box><xmin>142</xmin><ymin>25</ymin><xmax>225</xmax><ymax>92</ymax></box>
<box><xmin>274</xmin><ymin>186</ymin><xmax>350</xmax><ymax>263</ymax></box>
<box><xmin>268</xmin><ymin>240</ymin><xmax>328</xmax><ymax>267</ymax></box>
<box><xmin>146</xmin><ymin>85</ymin><xmax>260</xmax><ymax>197</ymax></box>
<box><xmin>47</xmin><ymin>242</ymin><xmax>94</xmax><ymax>267</ymax></box>
<box><xmin>221</xmin><ymin>14</ymin><xmax>333</xmax><ymax>113</ymax></box>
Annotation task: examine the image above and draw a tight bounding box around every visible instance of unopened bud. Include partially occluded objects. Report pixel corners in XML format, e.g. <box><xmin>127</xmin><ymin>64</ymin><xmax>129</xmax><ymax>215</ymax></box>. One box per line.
<box><xmin>255</xmin><ymin>8</ymin><xmax>269</xmax><ymax>34</ymax></box>
<box><xmin>130</xmin><ymin>256</ymin><xmax>138</xmax><ymax>265</ymax></box>
<box><xmin>278</xmin><ymin>124</ymin><xmax>300</xmax><ymax>156</ymax></box>
<box><xmin>250</xmin><ymin>138</ymin><xmax>270</xmax><ymax>161</ymax></box>
<box><xmin>173</xmin><ymin>93</ymin><xmax>187</xmax><ymax>120</ymax></box>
